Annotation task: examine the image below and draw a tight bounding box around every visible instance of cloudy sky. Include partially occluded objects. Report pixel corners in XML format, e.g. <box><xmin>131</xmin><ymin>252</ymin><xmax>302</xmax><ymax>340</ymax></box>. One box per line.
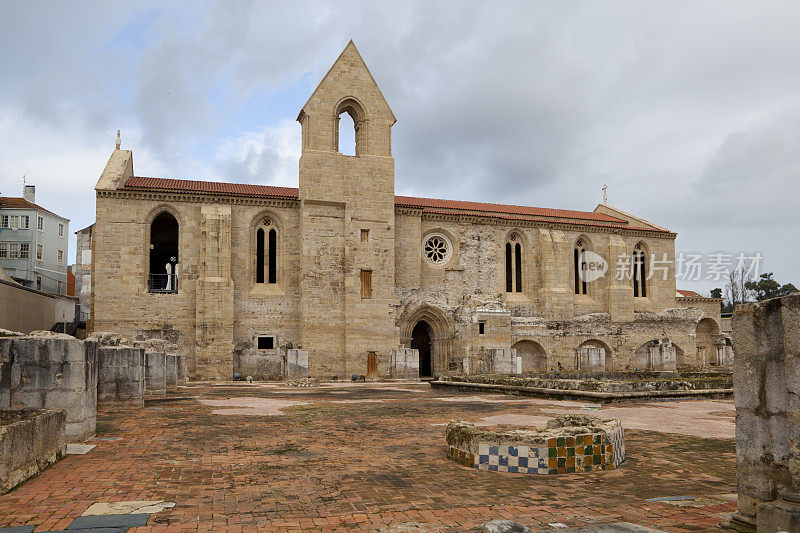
<box><xmin>1</xmin><ymin>1</ymin><xmax>798</xmax><ymax>294</ymax></box>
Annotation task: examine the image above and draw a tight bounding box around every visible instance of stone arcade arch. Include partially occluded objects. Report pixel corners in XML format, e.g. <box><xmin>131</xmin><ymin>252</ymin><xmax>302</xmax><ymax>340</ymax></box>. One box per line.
<box><xmin>695</xmin><ymin>317</ymin><xmax>721</xmax><ymax>366</ymax></box>
<box><xmin>577</xmin><ymin>339</ymin><xmax>612</xmax><ymax>371</ymax></box>
<box><xmin>399</xmin><ymin>305</ymin><xmax>454</xmax><ymax>378</ymax></box>
<box><xmin>511</xmin><ymin>340</ymin><xmax>547</xmax><ymax>373</ymax></box>
<box><xmin>634</xmin><ymin>338</ymin><xmax>682</xmax><ymax>371</ymax></box>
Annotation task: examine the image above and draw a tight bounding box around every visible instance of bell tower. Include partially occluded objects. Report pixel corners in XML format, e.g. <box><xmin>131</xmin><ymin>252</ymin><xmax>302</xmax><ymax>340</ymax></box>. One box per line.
<box><xmin>297</xmin><ymin>41</ymin><xmax>398</xmax><ymax>377</ymax></box>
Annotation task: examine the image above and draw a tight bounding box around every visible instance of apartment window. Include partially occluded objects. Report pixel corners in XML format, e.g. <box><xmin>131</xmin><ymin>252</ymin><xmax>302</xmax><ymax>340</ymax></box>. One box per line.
<box><xmin>58</xmin><ymin>223</ymin><xmax>64</xmax><ymax>237</ymax></box>
<box><xmin>0</xmin><ymin>243</ymin><xmax>7</xmax><ymax>258</ymax></box>
<box><xmin>57</xmin><ymin>280</ymin><xmax>63</xmax><ymax>294</ymax></box>
<box><xmin>19</xmin><ymin>243</ymin><xmax>29</xmax><ymax>259</ymax></box>
<box><xmin>36</xmin><ymin>276</ymin><xmax>42</xmax><ymax>290</ymax></box>
<box><xmin>257</xmin><ymin>336</ymin><xmax>275</xmax><ymax>350</ymax></box>
<box><xmin>57</xmin><ymin>249</ymin><xmax>64</xmax><ymax>265</ymax></box>
<box><xmin>21</xmin><ymin>216</ymin><xmax>29</xmax><ymax>229</ymax></box>
<box><xmin>9</xmin><ymin>216</ymin><xmax>19</xmax><ymax>229</ymax></box>
<box><xmin>8</xmin><ymin>243</ymin><xmax>19</xmax><ymax>259</ymax></box>
<box><xmin>360</xmin><ymin>229</ymin><xmax>369</xmax><ymax>242</ymax></box>
<box><xmin>478</xmin><ymin>322</ymin><xmax>485</xmax><ymax>335</ymax></box>
<box><xmin>360</xmin><ymin>269</ymin><xmax>372</xmax><ymax>299</ymax></box>
<box><xmin>0</xmin><ymin>215</ymin><xmax>7</xmax><ymax>229</ymax></box>
<box><xmin>36</xmin><ymin>244</ymin><xmax>43</xmax><ymax>261</ymax></box>
<box><xmin>37</xmin><ymin>216</ymin><xmax>43</xmax><ymax>231</ymax></box>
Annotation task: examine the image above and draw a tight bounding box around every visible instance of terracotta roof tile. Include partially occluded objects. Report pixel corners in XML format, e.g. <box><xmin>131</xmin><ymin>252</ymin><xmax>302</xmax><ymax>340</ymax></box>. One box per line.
<box><xmin>0</xmin><ymin>196</ymin><xmax>60</xmax><ymax>217</ymax></box>
<box><xmin>676</xmin><ymin>289</ymin><xmax>704</xmax><ymax>298</ymax></box>
<box><xmin>122</xmin><ymin>176</ymin><xmax>668</xmax><ymax>232</ymax></box>
<box><xmin>394</xmin><ymin>195</ymin><xmax>624</xmax><ymax>223</ymax></box>
<box><xmin>125</xmin><ymin>177</ymin><xmax>300</xmax><ymax>199</ymax></box>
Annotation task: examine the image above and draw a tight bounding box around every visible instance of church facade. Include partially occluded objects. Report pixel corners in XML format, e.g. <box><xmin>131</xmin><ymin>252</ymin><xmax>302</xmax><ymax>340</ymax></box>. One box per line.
<box><xmin>91</xmin><ymin>42</ymin><xmax>723</xmax><ymax>380</ymax></box>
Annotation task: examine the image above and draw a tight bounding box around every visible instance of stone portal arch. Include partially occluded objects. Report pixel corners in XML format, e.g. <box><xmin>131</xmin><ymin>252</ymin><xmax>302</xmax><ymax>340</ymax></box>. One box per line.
<box><xmin>399</xmin><ymin>305</ymin><xmax>454</xmax><ymax>378</ymax></box>
<box><xmin>695</xmin><ymin>318</ymin><xmax>721</xmax><ymax>366</ymax></box>
<box><xmin>577</xmin><ymin>339</ymin><xmax>611</xmax><ymax>371</ymax></box>
<box><xmin>511</xmin><ymin>340</ymin><xmax>547</xmax><ymax>373</ymax></box>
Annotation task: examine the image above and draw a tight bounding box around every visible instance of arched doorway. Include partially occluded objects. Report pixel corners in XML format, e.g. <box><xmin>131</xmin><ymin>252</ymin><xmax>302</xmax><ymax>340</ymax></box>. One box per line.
<box><xmin>399</xmin><ymin>305</ymin><xmax>455</xmax><ymax>379</ymax></box>
<box><xmin>411</xmin><ymin>321</ymin><xmax>433</xmax><ymax>377</ymax></box>
<box><xmin>511</xmin><ymin>340</ymin><xmax>547</xmax><ymax>373</ymax></box>
<box><xmin>149</xmin><ymin>211</ymin><xmax>179</xmax><ymax>293</ymax></box>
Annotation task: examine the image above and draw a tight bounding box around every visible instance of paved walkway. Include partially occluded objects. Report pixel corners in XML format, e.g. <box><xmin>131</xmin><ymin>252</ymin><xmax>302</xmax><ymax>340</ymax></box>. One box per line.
<box><xmin>0</xmin><ymin>382</ymin><xmax>737</xmax><ymax>532</ymax></box>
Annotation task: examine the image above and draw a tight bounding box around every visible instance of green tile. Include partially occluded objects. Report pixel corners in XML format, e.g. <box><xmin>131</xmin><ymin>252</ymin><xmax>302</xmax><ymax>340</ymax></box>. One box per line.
<box><xmin>556</xmin><ymin>437</ymin><xmax>566</xmax><ymax>447</ymax></box>
<box><xmin>585</xmin><ymin>445</ymin><xmax>593</xmax><ymax>455</ymax></box>
<box><xmin>567</xmin><ymin>447</ymin><xmax>575</xmax><ymax>457</ymax></box>
<box><xmin>593</xmin><ymin>454</ymin><xmax>601</xmax><ymax>464</ymax></box>
<box><xmin>548</xmin><ymin>447</ymin><xmax>557</xmax><ymax>458</ymax></box>
<box><xmin>567</xmin><ymin>466</ymin><xmax>575</xmax><ymax>473</ymax></box>
<box><xmin>557</xmin><ymin>457</ymin><xmax>566</xmax><ymax>468</ymax></box>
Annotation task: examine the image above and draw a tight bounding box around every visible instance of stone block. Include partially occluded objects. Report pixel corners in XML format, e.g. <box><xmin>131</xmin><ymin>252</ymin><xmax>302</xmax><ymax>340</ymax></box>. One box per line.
<box><xmin>487</xmin><ymin>349</ymin><xmax>516</xmax><ymax>375</ymax></box>
<box><xmin>0</xmin><ymin>335</ymin><xmax>96</xmax><ymax>442</ymax></box>
<box><xmin>756</xmin><ymin>495</ymin><xmax>800</xmax><ymax>533</ymax></box>
<box><xmin>0</xmin><ymin>408</ymin><xmax>66</xmax><ymax>494</ymax></box>
<box><xmin>389</xmin><ymin>349</ymin><xmax>418</xmax><ymax>379</ymax></box>
<box><xmin>97</xmin><ymin>346</ymin><xmax>145</xmax><ymax>406</ymax></box>
<box><xmin>145</xmin><ymin>352</ymin><xmax>167</xmax><ymax>395</ymax></box>
<box><xmin>238</xmin><ymin>351</ymin><xmax>284</xmax><ymax>381</ymax></box>
<box><xmin>732</xmin><ymin>294</ymin><xmax>800</xmax><ymax>522</ymax></box>
<box><xmin>286</xmin><ymin>349</ymin><xmax>309</xmax><ymax>379</ymax></box>
<box><xmin>166</xmin><ymin>354</ymin><xmax>178</xmax><ymax>391</ymax></box>
<box><xmin>177</xmin><ymin>355</ymin><xmax>187</xmax><ymax>384</ymax></box>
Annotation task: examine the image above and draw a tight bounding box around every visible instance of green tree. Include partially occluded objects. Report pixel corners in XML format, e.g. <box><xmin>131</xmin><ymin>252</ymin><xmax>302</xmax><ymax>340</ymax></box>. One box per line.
<box><xmin>744</xmin><ymin>273</ymin><xmax>798</xmax><ymax>301</ymax></box>
<box><xmin>710</xmin><ymin>288</ymin><xmax>723</xmax><ymax>299</ymax></box>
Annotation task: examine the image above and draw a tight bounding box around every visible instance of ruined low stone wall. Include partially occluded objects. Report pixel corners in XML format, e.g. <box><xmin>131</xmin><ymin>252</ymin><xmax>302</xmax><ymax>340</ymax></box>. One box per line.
<box><xmin>97</xmin><ymin>346</ymin><xmax>145</xmax><ymax>405</ymax></box>
<box><xmin>0</xmin><ymin>408</ymin><xmax>66</xmax><ymax>493</ymax></box>
<box><xmin>446</xmin><ymin>415</ymin><xmax>624</xmax><ymax>475</ymax></box>
<box><xmin>732</xmin><ymin>293</ymin><xmax>800</xmax><ymax>531</ymax></box>
<box><xmin>446</xmin><ymin>373</ymin><xmax>733</xmax><ymax>392</ymax></box>
<box><xmin>0</xmin><ymin>332</ymin><xmax>97</xmax><ymax>442</ymax></box>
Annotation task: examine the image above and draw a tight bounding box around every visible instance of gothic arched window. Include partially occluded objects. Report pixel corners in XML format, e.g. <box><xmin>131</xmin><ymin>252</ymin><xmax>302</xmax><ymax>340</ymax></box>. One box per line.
<box><xmin>256</xmin><ymin>217</ymin><xmax>278</xmax><ymax>285</ymax></box>
<box><xmin>633</xmin><ymin>243</ymin><xmax>647</xmax><ymax>298</ymax></box>
<box><xmin>574</xmin><ymin>239</ymin><xmax>588</xmax><ymax>295</ymax></box>
<box><xmin>505</xmin><ymin>233</ymin><xmax>523</xmax><ymax>293</ymax></box>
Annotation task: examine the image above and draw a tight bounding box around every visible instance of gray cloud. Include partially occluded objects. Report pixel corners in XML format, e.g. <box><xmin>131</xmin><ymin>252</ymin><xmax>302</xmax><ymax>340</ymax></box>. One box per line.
<box><xmin>1</xmin><ymin>1</ymin><xmax>799</xmax><ymax>290</ymax></box>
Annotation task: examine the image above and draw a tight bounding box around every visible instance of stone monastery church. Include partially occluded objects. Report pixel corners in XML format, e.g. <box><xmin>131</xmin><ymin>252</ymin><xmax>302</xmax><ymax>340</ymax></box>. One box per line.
<box><xmin>92</xmin><ymin>42</ymin><xmax>727</xmax><ymax>381</ymax></box>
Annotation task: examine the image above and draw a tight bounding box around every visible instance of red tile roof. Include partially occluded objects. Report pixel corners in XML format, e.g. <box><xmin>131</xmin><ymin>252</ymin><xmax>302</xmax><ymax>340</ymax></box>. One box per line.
<box><xmin>395</xmin><ymin>195</ymin><xmax>624</xmax><ymax>223</ymax></box>
<box><xmin>676</xmin><ymin>289</ymin><xmax>704</xmax><ymax>298</ymax></box>
<box><xmin>0</xmin><ymin>196</ymin><xmax>59</xmax><ymax>217</ymax></box>
<box><xmin>123</xmin><ymin>176</ymin><xmax>668</xmax><ymax>231</ymax></box>
<box><xmin>125</xmin><ymin>177</ymin><xmax>300</xmax><ymax>199</ymax></box>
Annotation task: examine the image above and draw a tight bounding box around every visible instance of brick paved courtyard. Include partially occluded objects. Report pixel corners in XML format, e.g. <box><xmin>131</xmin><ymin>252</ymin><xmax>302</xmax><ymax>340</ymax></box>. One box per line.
<box><xmin>0</xmin><ymin>382</ymin><xmax>737</xmax><ymax>532</ymax></box>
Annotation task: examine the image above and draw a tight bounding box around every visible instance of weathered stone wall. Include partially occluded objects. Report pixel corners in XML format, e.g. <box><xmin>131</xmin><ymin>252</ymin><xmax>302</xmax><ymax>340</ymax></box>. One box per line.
<box><xmin>732</xmin><ymin>293</ymin><xmax>800</xmax><ymax>530</ymax></box>
<box><xmin>97</xmin><ymin>346</ymin><xmax>145</xmax><ymax>405</ymax></box>
<box><xmin>0</xmin><ymin>333</ymin><xmax>97</xmax><ymax>442</ymax></box>
<box><xmin>0</xmin><ymin>408</ymin><xmax>66</xmax><ymax>494</ymax></box>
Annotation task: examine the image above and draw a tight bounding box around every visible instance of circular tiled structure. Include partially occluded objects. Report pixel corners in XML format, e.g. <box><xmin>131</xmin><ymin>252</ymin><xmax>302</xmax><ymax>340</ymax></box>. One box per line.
<box><xmin>446</xmin><ymin>414</ymin><xmax>625</xmax><ymax>475</ymax></box>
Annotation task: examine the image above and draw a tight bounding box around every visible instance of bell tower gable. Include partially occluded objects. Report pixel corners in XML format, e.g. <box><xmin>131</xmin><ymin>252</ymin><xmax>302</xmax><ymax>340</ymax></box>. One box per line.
<box><xmin>297</xmin><ymin>40</ymin><xmax>396</xmax><ymax>156</ymax></box>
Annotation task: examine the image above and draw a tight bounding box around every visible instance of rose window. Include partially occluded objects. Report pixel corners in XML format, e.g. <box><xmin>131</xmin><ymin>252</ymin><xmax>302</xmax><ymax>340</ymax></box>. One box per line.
<box><xmin>423</xmin><ymin>234</ymin><xmax>452</xmax><ymax>265</ymax></box>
